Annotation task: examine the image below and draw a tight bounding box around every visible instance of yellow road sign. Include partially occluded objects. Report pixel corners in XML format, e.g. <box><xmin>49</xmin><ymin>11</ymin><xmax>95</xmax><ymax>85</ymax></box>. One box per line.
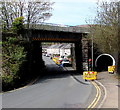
<box><xmin>108</xmin><ymin>66</ymin><xmax>115</xmax><ymax>73</ymax></box>
<box><xmin>83</xmin><ymin>71</ymin><xmax>97</xmax><ymax>80</ymax></box>
<box><xmin>52</xmin><ymin>57</ymin><xmax>60</xmax><ymax>64</ymax></box>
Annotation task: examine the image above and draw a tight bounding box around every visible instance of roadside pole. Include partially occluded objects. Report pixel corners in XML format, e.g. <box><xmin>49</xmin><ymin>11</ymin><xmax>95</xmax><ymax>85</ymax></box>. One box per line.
<box><xmin>91</xmin><ymin>34</ymin><xmax>94</xmax><ymax>71</ymax></box>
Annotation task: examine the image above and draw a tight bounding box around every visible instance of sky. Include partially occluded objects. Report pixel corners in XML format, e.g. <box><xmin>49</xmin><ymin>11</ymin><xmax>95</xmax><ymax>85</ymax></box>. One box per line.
<box><xmin>46</xmin><ymin>0</ymin><xmax>98</xmax><ymax>26</ymax></box>
<box><xmin>46</xmin><ymin>0</ymin><xmax>112</xmax><ymax>26</ymax></box>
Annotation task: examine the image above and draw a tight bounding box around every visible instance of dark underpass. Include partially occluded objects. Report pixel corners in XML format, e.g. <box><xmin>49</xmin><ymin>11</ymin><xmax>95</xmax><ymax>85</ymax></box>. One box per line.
<box><xmin>95</xmin><ymin>54</ymin><xmax>115</xmax><ymax>72</ymax></box>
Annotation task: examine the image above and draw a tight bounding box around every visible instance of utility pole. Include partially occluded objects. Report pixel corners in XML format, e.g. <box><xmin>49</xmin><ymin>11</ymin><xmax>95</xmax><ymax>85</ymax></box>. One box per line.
<box><xmin>91</xmin><ymin>34</ymin><xmax>94</xmax><ymax>71</ymax></box>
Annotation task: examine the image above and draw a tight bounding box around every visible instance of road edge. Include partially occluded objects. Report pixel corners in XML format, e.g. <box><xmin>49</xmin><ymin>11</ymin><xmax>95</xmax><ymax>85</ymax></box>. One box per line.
<box><xmin>1</xmin><ymin>76</ymin><xmax>40</xmax><ymax>94</ymax></box>
<box><xmin>95</xmin><ymin>80</ymin><xmax>107</xmax><ymax>108</ymax></box>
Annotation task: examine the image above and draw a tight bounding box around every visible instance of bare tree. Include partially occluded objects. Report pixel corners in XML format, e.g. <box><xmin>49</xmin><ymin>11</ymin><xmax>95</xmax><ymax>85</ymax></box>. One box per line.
<box><xmin>88</xmin><ymin>1</ymin><xmax>120</xmax><ymax>73</ymax></box>
<box><xmin>90</xmin><ymin>1</ymin><xmax>119</xmax><ymax>54</ymax></box>
<box><xmin>0</xmin><ymin>0</ymin><xmax>54</xmax><ymax>30</ymax></box>
<box><xmin>25</xmin><ymin>0</ymin><xmax>53</xmax><ymax>28</ymax></box>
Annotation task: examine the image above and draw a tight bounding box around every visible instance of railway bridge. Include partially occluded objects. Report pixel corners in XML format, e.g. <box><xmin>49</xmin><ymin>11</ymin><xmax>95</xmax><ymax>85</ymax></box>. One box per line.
<box><xmin>23</xmin><ymin>23</ymin><xmax>89</xmax><ymax>74</ymax></box>
<box><xmin>23</xmin><ymin>23</ymin><xmax>116</xmax><ymax>74</ymax></box>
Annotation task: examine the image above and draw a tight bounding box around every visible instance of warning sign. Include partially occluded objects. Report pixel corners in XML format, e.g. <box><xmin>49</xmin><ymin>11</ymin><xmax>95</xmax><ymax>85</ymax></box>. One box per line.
<box><xmin>83</xmin><ymin>71</ymin><xmax>97</xmax><ymax>80</ymax></box>
<box><xmin>108</xmin><ymin>66</ymin><xmax>115</xmax><ymax>73</ymax></box>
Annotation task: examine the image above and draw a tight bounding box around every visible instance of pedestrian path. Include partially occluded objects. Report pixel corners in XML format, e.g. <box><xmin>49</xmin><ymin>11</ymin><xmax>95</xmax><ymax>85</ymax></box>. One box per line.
<box><xmin>96</xmin><ymin>72</ymin><xmax>119</xmax><ymax>109</ymax></box>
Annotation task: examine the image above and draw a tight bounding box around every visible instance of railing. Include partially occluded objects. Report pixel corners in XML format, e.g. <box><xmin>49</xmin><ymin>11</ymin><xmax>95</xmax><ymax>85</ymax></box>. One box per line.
<box><xmin>25</xmin><ymin>23</ymin><xmax>90</xmax><ymax>33</ymax></box>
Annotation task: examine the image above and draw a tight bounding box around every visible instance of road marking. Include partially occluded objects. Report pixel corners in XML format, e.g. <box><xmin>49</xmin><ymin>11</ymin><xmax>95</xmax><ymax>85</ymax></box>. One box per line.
<box><xmin>71</xmin><ymin>74</ymin><xmax>102</xmax><ymax>109</ymax></box>
<box><xmin>91</xmin><ymin>82</ymin><xmax>101</xmax><ymax>108</ymax></box>
<box><xmin>87</xmin><ymin>82</ymin><xmax>99</xmax><ymax>109</ymax></box>
<box><xmin>95</xmin><ymin>80</ymin><xmax>107</xmax><ymax>108</ymax></box>
<box><xmin>86</xmin><ymin>81</ymin><xmax>101</xmax><ymax>110</ymax></box>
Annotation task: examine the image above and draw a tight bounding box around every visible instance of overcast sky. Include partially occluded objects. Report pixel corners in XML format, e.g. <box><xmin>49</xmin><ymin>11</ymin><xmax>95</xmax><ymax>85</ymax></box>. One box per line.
<box><xmin>46</xmin><ymin>0</ymin><xmax>113</xmax><ymax>26</ymax></box>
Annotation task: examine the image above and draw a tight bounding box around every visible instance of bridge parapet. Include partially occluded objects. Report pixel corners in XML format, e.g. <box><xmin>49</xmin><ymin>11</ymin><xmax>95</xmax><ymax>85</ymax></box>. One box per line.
<box><xmin>25</xmin><ymin>23</ymin><xmax>89</xmax><ymax>33</ymax></box>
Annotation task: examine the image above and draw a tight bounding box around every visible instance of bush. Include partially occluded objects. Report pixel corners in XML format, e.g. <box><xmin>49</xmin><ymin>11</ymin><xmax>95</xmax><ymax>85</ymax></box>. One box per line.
<box><xmin>2</xmin><ymin>37</ymin><xmax>26</xmax><ymax>91</ymax></box>
<box><xmin>67</xmin><ymin>55</ymin><xmax>72</xmax><ymax>58</ymax></box>
<box><xmin>12</xmin><ymin>16</ymin><xmax>24</xmax><ymax>35</ymax></box>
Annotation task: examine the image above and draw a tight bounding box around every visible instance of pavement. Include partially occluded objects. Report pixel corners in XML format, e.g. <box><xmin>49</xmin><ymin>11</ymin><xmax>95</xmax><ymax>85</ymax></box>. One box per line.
<box><xmin>96</xmin><ymin>71</ymin><xmax>119</xmax><ymax>109</ymax></box>
<box><xmin>72</xmin><ymin>70</ymin><xmax>119</xmax><ymax>109</ymax></box>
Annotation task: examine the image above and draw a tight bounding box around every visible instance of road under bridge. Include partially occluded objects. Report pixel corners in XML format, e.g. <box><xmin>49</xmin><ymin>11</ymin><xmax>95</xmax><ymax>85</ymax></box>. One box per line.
<box><xmin>23</xmin><ymin>23</ymin><xmax>116</xmax><ymax>73</ymax></box>
<box><xmin>23</xmin><ymin>24</ymin><xmax>89</xmax><ymax>74</ymax></box>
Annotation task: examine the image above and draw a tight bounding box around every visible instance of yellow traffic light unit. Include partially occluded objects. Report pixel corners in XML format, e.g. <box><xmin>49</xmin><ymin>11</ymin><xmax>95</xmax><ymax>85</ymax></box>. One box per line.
<box><xmin>83</xmin><ymin>71</ymin><xmax>97</xmax><ymax>81</ymax></box>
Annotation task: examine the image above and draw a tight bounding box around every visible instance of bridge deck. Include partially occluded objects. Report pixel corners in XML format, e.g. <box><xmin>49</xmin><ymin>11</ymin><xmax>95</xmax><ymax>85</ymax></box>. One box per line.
<box><xmin>26</xmin><ymin>23</ymin><xmax>89</xmax><ymax>33</ymax></box>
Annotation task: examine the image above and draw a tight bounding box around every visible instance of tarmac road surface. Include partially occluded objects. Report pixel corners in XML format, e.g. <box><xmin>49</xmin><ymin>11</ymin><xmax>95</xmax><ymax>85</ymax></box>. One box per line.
<box><xmin>2</xmin><ymin>56</ymin><xmax>96</xmax><ymax>108</ymax></box>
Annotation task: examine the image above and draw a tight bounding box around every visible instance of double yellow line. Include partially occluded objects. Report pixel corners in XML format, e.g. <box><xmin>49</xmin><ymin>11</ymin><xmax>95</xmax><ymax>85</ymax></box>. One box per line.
<box><xmin>86</xmin><ymin>81</ymin><xmax>101</xmax><ymax>110</ymax></box>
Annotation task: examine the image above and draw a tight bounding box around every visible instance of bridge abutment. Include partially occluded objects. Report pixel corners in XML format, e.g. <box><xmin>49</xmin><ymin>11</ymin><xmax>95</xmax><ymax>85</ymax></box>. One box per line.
<box><xmin>75</xmin><ymin>41</ymin><xmax>83</xmax><ymax>74</ymax></box>
<box><xmin>31</xmin><ymin>41</ymin><xmax>44</xmax><ymax>75</ymax></box>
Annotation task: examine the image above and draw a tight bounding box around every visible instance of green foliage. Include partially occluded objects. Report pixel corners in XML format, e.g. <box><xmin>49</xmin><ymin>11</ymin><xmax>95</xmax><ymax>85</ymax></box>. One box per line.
<box><xmin>1</xmin><ymin>21</ymin><xmax>8</xmax><ymax>32</ymax></box>
<box><xmin>2</xmin><ymin>75</ymin><xmax>14</xmax><ymax>86</ymax></box>
<box><xmin>88</xmin><ymin>1</ymin><xmax>118</xmax><ymax>54</ymax></box>
<box><xmin>89</xmin><ymin>25</ymin><xmax>118</xmax><ymax>54</ymax></box>
<box><xmin>2</xmin><ymin>37</ymin><xmax>26</xmax><ymax>90</ymax></box>
<box><xmin>67</xmin><ymin>55</ymin><xmax>72</xmax><ymax>58</ymax></box>
<box><xmin>12</xmin><ymin>17</ymin><xmax>24</xmax><ymax>35</ymax></box>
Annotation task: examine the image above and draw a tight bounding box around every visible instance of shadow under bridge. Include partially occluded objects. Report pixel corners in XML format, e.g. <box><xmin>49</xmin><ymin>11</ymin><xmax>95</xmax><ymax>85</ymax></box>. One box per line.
<box><xmin>24</xmin><ymin>27</ymin><xmax>88</xmax><ymax>75</ymax></box>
